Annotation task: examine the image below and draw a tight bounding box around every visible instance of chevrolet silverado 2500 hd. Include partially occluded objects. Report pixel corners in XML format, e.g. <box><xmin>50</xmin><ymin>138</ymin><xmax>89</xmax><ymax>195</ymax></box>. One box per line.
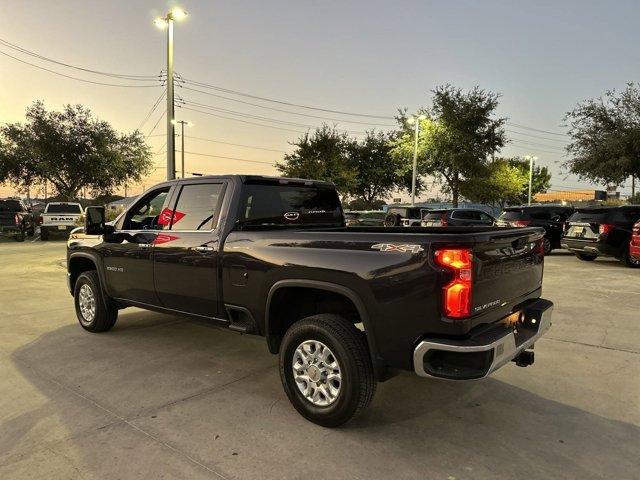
<box><xmin>67</xmin><ymin>175</ymin><xmax>553</xmax><ymax>426</ymax></box>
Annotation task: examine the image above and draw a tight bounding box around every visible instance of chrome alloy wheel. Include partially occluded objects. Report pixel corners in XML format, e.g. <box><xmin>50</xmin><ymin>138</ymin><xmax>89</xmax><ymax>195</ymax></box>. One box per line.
<box><xmin>78</xmin><ymin>284</ymin><xmax>96</xmax><ymax>324</ymax></box>
<box><xmin>292</xmin><ymin>340</ymin><xmax>342</xmax><ymax>406</ymax></box>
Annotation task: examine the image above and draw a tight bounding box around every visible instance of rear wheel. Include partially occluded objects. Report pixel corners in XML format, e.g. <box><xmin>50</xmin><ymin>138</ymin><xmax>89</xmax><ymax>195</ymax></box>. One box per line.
<box><xmin>383</xmin><ymin>213</ymin><xmax>400</xmax><ymax>227</ymax></box>
<box><xmin>622</xmin><ymin>247</ymin><xmax>640</xmax><ymax>268</ymax></box>
<box><xmin>543</xmin><ymin>237</ymin><xmax>552</xmax><ymax>255</ymax></box>
<box><xmin>40</xmin><ymin>228</ymin><xmax>49</xmax><ymax>241</ymax></box>
<box><xmin>13</xmin><ymin>230</ymin><xmax>25</xmax><ymax>242</ymax></box>
<box><xmin>74</xmin><ymin>271</ymin><xmax>118</xmax><ymax>332</ymax></box>
<box><xmin>279</xmin><ymin>314</ymin><xmax>376</xmax><ymax>427</ymax></box>
<box><xmin>575</xmin><ymin>252</ymin><xmax>597</xmax><ymax>261</ymax></box>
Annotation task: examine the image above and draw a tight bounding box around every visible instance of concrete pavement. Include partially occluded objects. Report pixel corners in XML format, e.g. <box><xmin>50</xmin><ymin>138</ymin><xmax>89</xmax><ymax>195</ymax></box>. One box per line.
<box><xmin>1</xmin><ymin>240</ymin><xmax>638</xmax><ymax>479</ymax></box>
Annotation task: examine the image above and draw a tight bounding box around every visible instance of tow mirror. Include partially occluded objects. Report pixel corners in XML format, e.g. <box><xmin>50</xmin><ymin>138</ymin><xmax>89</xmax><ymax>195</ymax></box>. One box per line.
<box><xmin>85</xmin><ymin>206</ymin><xmax>106</xmax><ymax>235</ymax></box>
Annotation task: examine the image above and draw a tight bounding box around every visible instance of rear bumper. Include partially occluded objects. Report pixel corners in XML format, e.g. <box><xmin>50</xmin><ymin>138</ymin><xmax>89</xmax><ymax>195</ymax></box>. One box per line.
<box><xmin>561</xmin><ymin>238</ymin><xmax>619</xmax><ymax>257</ymax></box>
<box><xmin>413</xmin><ymin>298</ymin><xmax>553</xmax><ymax>380</ymax></box>
<box><xmin>0</xmin><ymin>225</ymin><xmax>20</xmax><ymax>235</ymax></box>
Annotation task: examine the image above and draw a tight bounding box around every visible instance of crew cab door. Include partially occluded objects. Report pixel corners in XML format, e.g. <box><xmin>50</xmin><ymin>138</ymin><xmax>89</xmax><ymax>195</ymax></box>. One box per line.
<box><xmin>103</xmin><ymin>186</ymin><xmax>172</xmax><ymax>304</ymax></box>
<box><xmin>153</xmin><ymin>181</ymin><xmax>227</xmax><ymax>318</ymax></box>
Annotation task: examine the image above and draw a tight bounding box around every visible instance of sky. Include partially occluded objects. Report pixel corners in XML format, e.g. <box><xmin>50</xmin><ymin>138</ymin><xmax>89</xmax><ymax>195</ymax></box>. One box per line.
<box><xmin>1</xmin><ymin>0</ymin><xmax>639</xmax><ymax>200</ymax></box>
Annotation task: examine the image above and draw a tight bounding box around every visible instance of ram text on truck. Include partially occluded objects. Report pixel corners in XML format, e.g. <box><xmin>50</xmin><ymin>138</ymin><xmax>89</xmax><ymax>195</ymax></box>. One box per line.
<box><xmin>67</xmin><ymin>175</ymin><xmax>553</xmax><ymax>426</ymax></box>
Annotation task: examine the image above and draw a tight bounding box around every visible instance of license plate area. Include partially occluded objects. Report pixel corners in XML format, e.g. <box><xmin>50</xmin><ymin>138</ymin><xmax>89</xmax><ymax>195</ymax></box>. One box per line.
<box><xmin>57</xmin><ymin>225</ymin><xmax>66</xmax><ymax>230</ymax></box>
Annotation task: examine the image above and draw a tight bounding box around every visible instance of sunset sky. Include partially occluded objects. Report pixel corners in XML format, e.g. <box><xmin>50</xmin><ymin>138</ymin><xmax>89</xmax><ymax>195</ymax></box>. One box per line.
<box><xmin>1</xmin><ymin>0</ymin><xmax>639</xmax><ymax>200</ymax></box>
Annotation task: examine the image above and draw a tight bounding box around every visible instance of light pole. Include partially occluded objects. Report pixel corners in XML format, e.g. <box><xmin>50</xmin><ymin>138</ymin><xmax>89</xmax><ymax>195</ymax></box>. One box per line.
<box><xmin>407</xmin><ymin>114</ymin><xmax>427</xmax><ymax>205</ymax></box>
<box><xmin>154</xmin><ymin>7</ymin><xmax>188</xmax><ymax>181</ymax></box>
<box><xmin>524</xmin><ymin>155</ymin><xmax>538</xmax><ymax>205</ymax></box>
<box><xmin>172</xmin><ymin>120</ymin><xmax>193</xmax><ymax>178</ymax></box>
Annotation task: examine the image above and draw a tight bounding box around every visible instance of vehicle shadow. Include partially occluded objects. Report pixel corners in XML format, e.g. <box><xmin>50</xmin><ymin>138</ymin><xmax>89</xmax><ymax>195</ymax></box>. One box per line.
<box><xmin>5</xmin><ymin>311</ymin><xmax>639</xmax><ymax>479</ymax></box>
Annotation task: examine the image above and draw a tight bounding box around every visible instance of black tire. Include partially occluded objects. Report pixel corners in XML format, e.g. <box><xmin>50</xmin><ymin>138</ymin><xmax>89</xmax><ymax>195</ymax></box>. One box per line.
<box><xmin>279</xmin><ymin>314</ymin><xmax>376</xmax><ymax>427</ymax></box>
<box><xmin>622</xmin><ymin>246</ymin><xmax>640</xmax><ymax>268</ymax></box>
<box><xmin>73</xmin><ymin>270</ymin><xmax>118</xmax><ymax>332</ymax></box>
<box><xmin>575</xmin><ymin>252</ymin><xmax>597</xmax><ymax>261</ymax></box>
<box><xmin>27</xmin><ymin>227</ymin><xmax>35</xmax><ymax>237</ymax></box>
<box><xmin>383</xmin><ymin>213</ymin><xmax>400</xmax><ymax>227</ymax></box>
<box><xmin>14</xmin><ymin>230</ymin><xmax>25</xmax><ymax>242</ymax></box>
<box><xmin>40</xmin><ymin>229</ymin><xmax>49</xmax><ymax>241</ymax></box>
<box><xmin>543</xmin><ymin>237</ymin><xmax>552</xmax><ymax>255</ymax></box>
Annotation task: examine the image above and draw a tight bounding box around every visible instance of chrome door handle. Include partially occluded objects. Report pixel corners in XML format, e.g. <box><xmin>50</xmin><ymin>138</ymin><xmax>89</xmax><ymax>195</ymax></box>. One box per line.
<box><xmin>193</xmin><ymin>246</ymin><xmax>214</xmax><ymax>253</ymax></box>
<box><xmin>139</xmin><ymin>243</ymin><xmax>152</xmax><ymax>248</ymax></box>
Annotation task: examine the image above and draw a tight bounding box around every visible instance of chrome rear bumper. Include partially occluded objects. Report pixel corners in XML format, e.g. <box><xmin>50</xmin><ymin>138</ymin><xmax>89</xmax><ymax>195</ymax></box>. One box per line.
<box><xmin>413</xmin><ymin>299</ymin><xmax>553</xmax><ymax>380</ymax></box>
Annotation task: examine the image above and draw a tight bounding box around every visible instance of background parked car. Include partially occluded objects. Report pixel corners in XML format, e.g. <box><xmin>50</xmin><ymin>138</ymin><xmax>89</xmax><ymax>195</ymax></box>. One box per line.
<box><xmin>344</xmin><ymin>211</ymin><xmax>361</xmax><ymax>227</ymax></box>
<box><xmin>345</xmin><ymin>210</ymin><xmax>386</xmax><ymax>227</ymax></box>
<box><xmin>383</xmin><ymin>206</ymin><xmax>427</xmax><ymax>227</ymax></box>
<box><xmin>497</xmin><ymin>205</ymin><xmax>574</xmax><ymax>254</ymax></box>
<box><xmin>562</xmin><ymin>205</ymin><xmax>640</xmax><ymax>267</ymax></box>
<box><xmin>39</xmin><ymin>202</ymin><xmax>84</xmax><ymax>240</ymax></box>
<box><xmin>631</xmin><ymin>220</ymin><xmax>640</xmax><ymax>262</ymax></box>
<box><xmin>421</xmin><ymin>208</ymin><xmax>495</xmax><ymax>227</ymax></box>
<box><xmin>0</xmin><ymin>198</ymin><xmax>35</xmax><ymax>242</ymax></box>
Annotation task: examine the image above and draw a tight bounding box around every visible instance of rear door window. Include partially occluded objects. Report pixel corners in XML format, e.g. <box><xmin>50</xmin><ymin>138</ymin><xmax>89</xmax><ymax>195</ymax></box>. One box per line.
<box><xmin>0</xmin><ymin>200</ymin><xmax>23</xmax><ymax>212</ymax></box>
<box><xmin>169</xmin><ymin>183</ymin><xmax>226</xmax><ymax>231</ymax></box>
<box><xmin>451</xmin><ymin>210</ymin><xmax>478</xmax><ymax>220</ymax></box>
<box><xmin>238</xmin><ymin>182</ymin><xmax>343</xmax><ymax>227</ymax></box>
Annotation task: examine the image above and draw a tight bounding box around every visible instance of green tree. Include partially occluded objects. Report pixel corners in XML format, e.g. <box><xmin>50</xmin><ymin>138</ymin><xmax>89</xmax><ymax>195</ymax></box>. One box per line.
<box><xmin>276</xmin><ymin>125</ymin><xmax>355</xmax><ymax>194</ymax></box>
<box><xmin>392</xmin><ymin>85</ymin><xmax>506</xmax><ymax>207</ymax></box>
<box><xmin>460</xmin><ymin>159</ymin><xmax>527</xmax><ymax>207</ymax></box>
<box><xmin>0</xmin><ymin>101</ymin><xmax>152</xmax><ymax>200</ymax></box>
<box><xmin>346</xmin><ymin>131</ymin><xmax>400</xmax><ymax>208</ymax></box>
<box><xmin>565</xmin><ymin>83</ymin><xmax>640</xmax><ymax>187</ymax></box>
<box><xmin>508</xmin><ymin>158</ymin><xmax>552</xmax><ymax>204</ymax></box>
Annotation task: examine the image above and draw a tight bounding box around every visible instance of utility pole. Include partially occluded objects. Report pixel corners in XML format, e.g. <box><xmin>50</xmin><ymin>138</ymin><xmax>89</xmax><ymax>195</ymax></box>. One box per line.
<box><xmin>407</xmin><ymin>114</ymin><xmax>426</xmax><ymax>206</ymax></box>
<box><xmin>632</xmin><ymin>175</ymin><xmax>636</xmax><ymax>199</ymax></box>
<box><xmin>525</xmin><ymin>155</ymin><xmax>538</xmax><ymax>205</ymax></box>
<box><xmin>155</xmin><ymin>7</ymin><xmax>188</xmax><ymax>181</ymax></box>
<box><xmin>172</xmin><ymin>120</ymin><xmax>192</xmax><ymax>178</ymax></box>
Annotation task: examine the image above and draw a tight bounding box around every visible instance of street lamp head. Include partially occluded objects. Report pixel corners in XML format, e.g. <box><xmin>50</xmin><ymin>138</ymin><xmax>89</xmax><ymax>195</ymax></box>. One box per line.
<box><xmin>187</xmin><ymin>121</ymin><xmax>194</xmax><ymax>127</ymax></box>
<box><xmin>153</xmin><ymin>17</ymin><xmax>168</xmax><ymax>29</ymax></box>
<box><xmin>170</xmin><ymin>119</ymin><xmax>177</xmax><ymax>125</ymax></box>
<box><xmin>407</xmin><ymin>117</ymin><xmax>416</xmax><ymax>125</ymax></box>
<box><xmin>418</xmin><ymin>114</ymin><xmax>427</xmax><ymax>120</ymax></box>
<box><xmin>169</xmin><ymin>7</ymin><xmax>188</xmax><ymax>20</ymax></box>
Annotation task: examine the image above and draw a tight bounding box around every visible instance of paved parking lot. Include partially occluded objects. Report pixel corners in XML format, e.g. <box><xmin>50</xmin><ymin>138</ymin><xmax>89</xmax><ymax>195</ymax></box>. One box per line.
<box><xmin>1</xmin><ymin>240</ymin><xmax>639</xmax><ymax>479</ymax></box>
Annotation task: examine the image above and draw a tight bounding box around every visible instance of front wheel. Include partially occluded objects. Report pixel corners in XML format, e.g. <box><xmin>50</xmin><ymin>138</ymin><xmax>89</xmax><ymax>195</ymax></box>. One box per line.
<box><xmin>13</xmin><ymin>230</ymin><xmax>25</xmax><ymax>242</ymax></box>
<box><xmin>575</xmin><ymin>252</ymin><xmax>597</xmax><ymax>261</ymax></box>
<box><xmin>74</xmin><ymin>270</ymin><xmax>118</xmax><ymax>332</ymax></box>
<box><xmin>279</xmin><ymin>314</ymin><xmax>376</xmax><ymax>427</ymax></box>
<box><xmin>543</xmin><ymin>237</ymin><xmax>552</xmax><ymax>255</ymax></box>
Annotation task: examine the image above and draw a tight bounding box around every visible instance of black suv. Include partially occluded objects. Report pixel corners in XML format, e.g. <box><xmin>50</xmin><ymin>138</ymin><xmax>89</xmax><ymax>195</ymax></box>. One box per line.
<box><xmin>497</xmin><ymin>205</ymin><xmax>574</xmax><ymax>255</ymax></box>
<box><xmin>421</xmin><ymin>209</ymin><xmax>495</xmax><ymax>227</ymax></box>
<box><xmin>562</xmin><ymin>205</ymin><xmax>640</xmax><ymax>267</ymax></box>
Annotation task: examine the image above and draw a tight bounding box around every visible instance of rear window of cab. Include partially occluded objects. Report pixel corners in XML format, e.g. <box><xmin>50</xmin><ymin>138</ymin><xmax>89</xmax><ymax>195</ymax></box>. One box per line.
<box><xmin>499</xmin><ymin>209</ymin><xmax>525</xmax><ymax>220</ymax></box>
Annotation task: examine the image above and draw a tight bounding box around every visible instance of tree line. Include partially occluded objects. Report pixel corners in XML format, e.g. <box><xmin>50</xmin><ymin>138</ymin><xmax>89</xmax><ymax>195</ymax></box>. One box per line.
<box><xmin>2</xmin><ymin>83</ymin><xmax>640</xmax><ymax>205</ymax></box>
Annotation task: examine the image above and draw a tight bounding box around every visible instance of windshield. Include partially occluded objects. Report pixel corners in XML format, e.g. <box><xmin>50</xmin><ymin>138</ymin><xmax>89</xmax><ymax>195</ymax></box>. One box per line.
<box><xmin>0</xmin><ymin>200</ymin><xmax>23</xmax><ymax>212</ymax></box>
<box><xmin>499</xmin><ymin>210</ymin><xmax>524</xmax><ymax>220</ymax></box>
<box><xmin>46</xmin><ymin>203</ymin><xmax>82</xmax><ymax>214</ymax></box>
<box><xmin>568</xmin><ymin>209</ymin><xmax>611</xmax><ymax>223</ymax></box>
<box><xmin>237</xmin><ymin>182</ymin><xmax>343</xmax><ymax>227</ymax></box>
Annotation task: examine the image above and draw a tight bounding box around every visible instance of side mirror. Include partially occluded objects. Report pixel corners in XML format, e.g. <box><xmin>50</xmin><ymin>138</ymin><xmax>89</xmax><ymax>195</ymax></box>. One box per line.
<box><xmin>85</xmin><ymin>206</ymin><xmax>106</xmax><ymax>235</ymax></box>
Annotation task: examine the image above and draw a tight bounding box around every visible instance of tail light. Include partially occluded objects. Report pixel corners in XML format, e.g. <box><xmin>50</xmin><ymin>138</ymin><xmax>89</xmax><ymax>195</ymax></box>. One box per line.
<box><xmin>14</xmin><ymin>214</ymin><xmax>20</xmax><ymax>226</ymax></box>
<box><xmin>513</xmin><ymin>220</ymin><xmax>531</xmax><ymax>227</ymax></box>
<box><xmin>434</xmin><ymin>248</ymin><xmax>473</xmax><ymax>319</ymax></box>
<box><xmin>441</xmin><ymin>214</ymin><xmax>448</xmax><ymax>227</ymax></box>
<box><xmin>599</xmin><ymin>224</ymin><xmax>614</xmax><ymax>236</ymax></box>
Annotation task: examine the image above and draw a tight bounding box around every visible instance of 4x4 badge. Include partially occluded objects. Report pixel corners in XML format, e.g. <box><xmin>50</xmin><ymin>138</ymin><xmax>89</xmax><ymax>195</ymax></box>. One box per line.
<box><xmin>371</xmin><ymin>243</ymin><xmax>424</xmax><ymax>254</ymax></box>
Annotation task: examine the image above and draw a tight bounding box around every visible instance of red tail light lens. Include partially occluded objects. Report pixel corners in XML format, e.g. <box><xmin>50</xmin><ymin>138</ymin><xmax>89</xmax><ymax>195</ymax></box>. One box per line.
<box><xmin>441</xmin><ymin>214</ymin><xmax>448</xmax><ymax>227</ymax></box>
<box><xmin>14</xmin><ymin>214</ymin><xmax>20</xmax><ymax>226</ymax></box>
<box><xmin>434</xmin><ymin>248</ymin><xmax>473</xmax><ymax>319</ymax></box>
<box><xmin>513</xmin><ymin>220</ymin><xmax>531</xmax><ymax>227</ymax></box>
<box><xmin>599</xmin><ymin>224</ymin><xmax>614</xmax><ymax>236</ymax></box>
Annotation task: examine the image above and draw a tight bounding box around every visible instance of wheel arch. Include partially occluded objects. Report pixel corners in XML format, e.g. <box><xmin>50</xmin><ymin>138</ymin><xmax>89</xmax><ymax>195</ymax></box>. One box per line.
<box><xmin>265</xmin><ymin>279</ymin><xmax>386</xmax><ymax>380</ymax></box>
<box><xmin>68</xmin><ymin>252</ymin><xmax>110</xmax><ymax>303</ymax></box>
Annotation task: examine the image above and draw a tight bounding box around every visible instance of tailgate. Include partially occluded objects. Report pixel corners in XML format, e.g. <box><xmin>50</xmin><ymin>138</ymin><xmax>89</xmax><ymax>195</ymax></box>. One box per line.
<box><xmin>471</xmin><ymin>228</ymin><xmax>544</xmax><ymax>316</ymax></box>
<box><xmin>42</xmin><ymin>214</ymin><xmax>81</xmax><ymax>226</ymax></box>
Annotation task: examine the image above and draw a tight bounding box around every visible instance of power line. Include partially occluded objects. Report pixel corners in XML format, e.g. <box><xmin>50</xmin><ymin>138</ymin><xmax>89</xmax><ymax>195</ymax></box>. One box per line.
<box><xmin>137</xmin><ymin>90</ymin><xmax>166</xmax><ymax>131</ymax></box>
<box><xmin>505</xmin><ymin>122</ymin><xmax>568</xmax><ymax>137</ymax></box>
<box><xmin>507</xmin><ymin>137</ymin><xmax>566</xmax><ymax>152</ymax></box>
<box><xmin>179</xmin><ymin>84</ymin><xmax>396</xmax><ymax>127</ymax></box>
<box><xmin>180</xmin><ymin>77</ymin><xmax>393</xmax><ymax>119</ymax></box>
<box><xmin>0</xmin><ymin>49</ymin><xmax>160</xmax><ymax>88</ymax></box>
<box><xmin>180</xmin><ymin>105</ymin><xmax>310</xmax><ymax>134</ymax></box>
<box><xmin>146</xmin><ymin>110</ymin><xmax>165</xmax><ymax>137</ymax></box>
<box><xmin>0</xmin><ymin>37</ymin><xmax>159</xmax><ymax>81</ymax></box>
<box><xmin>506</xmin><ymin>129</ymin><xmax>568</xmax><ymax>144</ymax></box>
<box><xmin>185</xmin><ymin>135</ymin><xmax>286</xmax><ymax>153</ymax></box>
<box><xmin>183</xmin><ymin>150</ymin><xmax>276</xmax><ymax>166</ymax></box>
